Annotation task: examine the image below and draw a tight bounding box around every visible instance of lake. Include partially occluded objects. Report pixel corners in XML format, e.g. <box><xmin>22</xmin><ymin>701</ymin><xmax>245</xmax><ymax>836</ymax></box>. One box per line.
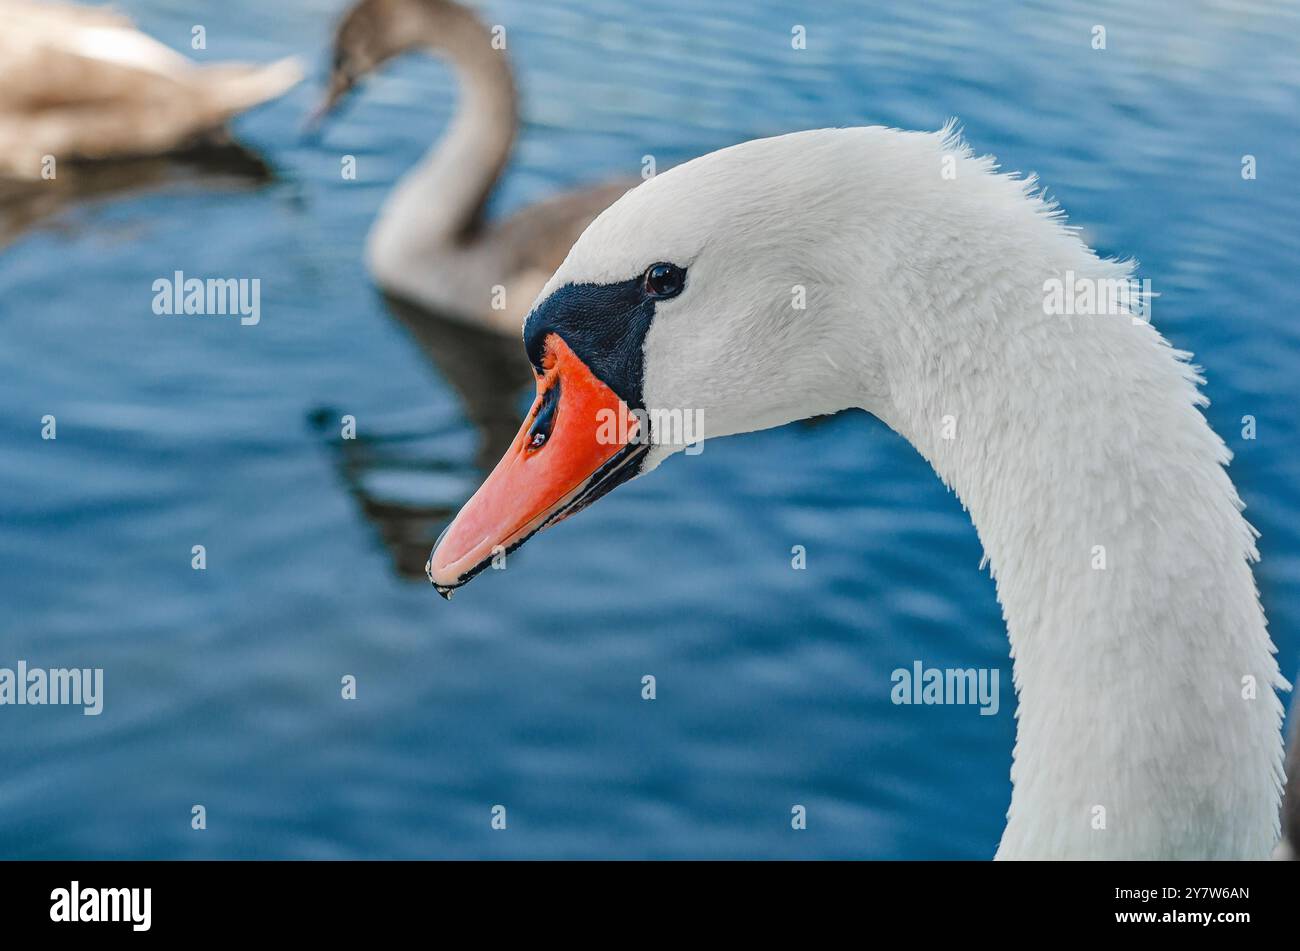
<box><xmin>0</xmin><ymin>0</ymin><xmax>1297</xmax><ymax>858</ymax></box>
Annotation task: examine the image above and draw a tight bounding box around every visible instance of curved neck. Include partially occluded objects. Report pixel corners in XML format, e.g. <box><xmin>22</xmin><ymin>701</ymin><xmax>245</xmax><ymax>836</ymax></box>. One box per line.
<box><xmin>368</xmin><ymin>7</ymin><xmax>517</xmax><ymax>269</ymax></box>
<box><xmin>823</xmin><ymin>142</ymin><xmax>1286</xmax><ymax>858</ymax></box>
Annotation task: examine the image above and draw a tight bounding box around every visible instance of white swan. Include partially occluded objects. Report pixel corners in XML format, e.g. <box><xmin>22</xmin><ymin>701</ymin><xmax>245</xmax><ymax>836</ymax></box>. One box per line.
<box><xmin>1284</xmin><ymin>707</ymin><xmax>1299</xmax><ymax>857</ymax></box>
<box><xmin>316</xmin><ymin>0</ymin><xmax>632</xmax><ymax>334</ymax></box>
<box><xmin>425</xmin><ymin>125</ymin><xmax>1288</xmax><ymax>859</ymax></box>
<box><xmin>0</xmin><ymin>0</ymin><xmax>302</xmax><ymax>179</ymax></box>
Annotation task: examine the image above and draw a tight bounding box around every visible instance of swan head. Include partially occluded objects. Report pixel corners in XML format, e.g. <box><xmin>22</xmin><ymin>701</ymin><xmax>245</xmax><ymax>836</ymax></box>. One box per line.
<box><xmin>427</xmin><ymin>130</ymin><xmax>877</xmax><ymax>596</ymax></box>
<box><xmin>313</xmin><ymin>0</ymin><xmax>487</xmax><ymax>121</ymax></box>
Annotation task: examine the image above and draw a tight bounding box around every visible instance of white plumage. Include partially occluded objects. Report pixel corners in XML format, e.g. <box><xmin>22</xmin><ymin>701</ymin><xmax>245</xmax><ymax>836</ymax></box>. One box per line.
<box><xmin>540</xmin><ymin>125</ymin><xmax>1287</xmax><ymax>859</ymax></box>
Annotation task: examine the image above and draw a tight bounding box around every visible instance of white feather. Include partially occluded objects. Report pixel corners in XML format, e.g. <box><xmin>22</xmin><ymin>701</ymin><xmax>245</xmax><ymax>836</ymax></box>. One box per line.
<box><xmin>543</xmin><ymin>125</ymin><xmax>1288</xmax><ymax>859</ymax></box>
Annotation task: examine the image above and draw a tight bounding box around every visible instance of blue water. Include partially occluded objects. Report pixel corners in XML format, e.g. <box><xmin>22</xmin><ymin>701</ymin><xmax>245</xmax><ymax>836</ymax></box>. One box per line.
<box><xmin>1</xmin><ymin>0</ymin><xmax>1297</xmax><ymax>858</ymax></box>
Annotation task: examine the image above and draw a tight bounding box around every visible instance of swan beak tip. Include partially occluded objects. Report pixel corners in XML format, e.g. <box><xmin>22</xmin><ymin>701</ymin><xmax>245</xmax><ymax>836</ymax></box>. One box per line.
<box><xmin>303</xmin><ymin>74</ymin><xmax>352</xmax><ymax>137</ymax></box>
<box><xmin>426</xmin><ymin>528</ymin><xmax>458</xmax><ymax>599</ymax></box>
<box><xmin>302</xmin><ymin>97</ymin><xmax>333</xmax><ymax>137</ymax></box>
<box><xmin>425</xmin><ymin>336</ymin><xmax>646</xmax><ymax>598</ymax></box>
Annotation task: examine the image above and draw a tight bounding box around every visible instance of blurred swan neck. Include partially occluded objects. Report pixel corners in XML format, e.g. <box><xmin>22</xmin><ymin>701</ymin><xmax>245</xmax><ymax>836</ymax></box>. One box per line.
<box><xmin>369</xmin><ymin>5</ymin><xmax>517</xmax><ymax>265</ymax></box>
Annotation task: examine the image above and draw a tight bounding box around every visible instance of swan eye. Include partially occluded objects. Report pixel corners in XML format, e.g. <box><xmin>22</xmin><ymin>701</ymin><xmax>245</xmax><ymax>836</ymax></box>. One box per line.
<box><xmin>643</xmin><ymin>263</ymin><xmax>685</xmax><ymax>299</ymax></box>
<box><xmin>527</xmin><ymin>381</ymin><xmax>560</xmax><ymax>451</ymax></box>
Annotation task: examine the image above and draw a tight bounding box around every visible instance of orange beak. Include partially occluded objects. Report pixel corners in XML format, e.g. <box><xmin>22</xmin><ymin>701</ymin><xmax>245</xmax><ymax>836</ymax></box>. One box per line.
<box><xmin>425</xmin><ymin>334</ymin><xmax>647</xmax><ymax>597</ymax></box>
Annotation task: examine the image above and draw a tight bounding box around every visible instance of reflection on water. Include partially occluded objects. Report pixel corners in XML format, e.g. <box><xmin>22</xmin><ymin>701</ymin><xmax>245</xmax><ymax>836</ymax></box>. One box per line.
<box><xmin>0</xmin><ymin>144</ymin><xmax>274</xmax><ymax>250</ymax></box>
<box><xmin>312</xmin><ymin>294</ymin><xmax>532</xmax><ymax>579</ymax></box>
<box><xmin>381</xmin><ymin>294</ymin><xmax>533</xmax><ymax>471</ymax></box>
<box><xmin>1</xmin><ymin>0</ymin><xmax>1297</xmax><ymax>859</ymax></box>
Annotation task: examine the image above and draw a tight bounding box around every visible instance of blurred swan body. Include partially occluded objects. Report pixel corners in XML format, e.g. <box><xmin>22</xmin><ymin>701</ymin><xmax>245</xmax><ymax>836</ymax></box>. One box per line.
<box><xmin>427</xmin><ymin>125</ymin><xmax>1290</xmax><ymax>858</ymax></box>
<box><xmin>0</xmin><ymin>0</ymin><xmax>302</xmax><ymax>179</ymax></box>
<box><xmin>319</xmin><ymin>0</ymin><xmax>631</xmax><ymax>335</ymax></box>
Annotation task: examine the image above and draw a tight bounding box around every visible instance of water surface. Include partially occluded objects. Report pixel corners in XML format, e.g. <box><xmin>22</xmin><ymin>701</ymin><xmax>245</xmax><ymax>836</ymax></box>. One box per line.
<box><xmin>1</xmin><ymin>0</ymin><xmax>1297</xmax><ymax>858</ymax></box>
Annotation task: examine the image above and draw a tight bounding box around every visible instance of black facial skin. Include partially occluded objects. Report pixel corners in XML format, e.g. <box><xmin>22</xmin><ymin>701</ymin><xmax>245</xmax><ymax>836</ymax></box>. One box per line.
<box><xmin>522</xmin><ymin>263</ymin><xmax>686</xmax><ymax>410</ymax></box>
<box><xmin>526</xmin><ymin>378</ymin><xmax>560</xmax><ymax>450</ymax></box>
<box><xmin>427</xmin><ymin>263</ymin><xmax>687</xmax><ymax>594</ymax></box>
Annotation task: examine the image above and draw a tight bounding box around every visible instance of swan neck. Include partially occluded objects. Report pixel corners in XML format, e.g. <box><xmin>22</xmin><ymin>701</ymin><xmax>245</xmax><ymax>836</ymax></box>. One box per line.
<box><xmin>369</xmin><ymin>9</ymin><xmax>517</xmax><ymax>265</ymax></box>
<box><xmin>854</xmin><ymin>210</ymin><xmax>1285</xmax><ymax>858</ymax></box>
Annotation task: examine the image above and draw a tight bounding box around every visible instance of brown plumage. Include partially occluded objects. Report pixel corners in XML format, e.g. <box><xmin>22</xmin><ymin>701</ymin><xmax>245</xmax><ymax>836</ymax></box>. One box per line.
<box><xmin>317</xmin><ymin>0</ymin><xmax>635</xmax><ymax>334</ymax></box>
<box><xmin>0</xmin><ymin>0</ymin><xmax>301</xmax><ymax>179</ymax></box>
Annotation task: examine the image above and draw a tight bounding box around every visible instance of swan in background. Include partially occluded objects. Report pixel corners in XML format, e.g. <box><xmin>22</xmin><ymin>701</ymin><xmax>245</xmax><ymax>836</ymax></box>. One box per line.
<box><xmin>314</xmin><ymin>0</ymin><xmax>632</xmax><ymax>334</ymax></box>
<box><xmin>0</xmin><ymin>0</ymin><xmax>302</xmax><ymax>179</ymax></box>
<box><xmin>426</xmin><ymin>125</ymin><xmax>1289</xmax><ymax>859</ymax></box>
